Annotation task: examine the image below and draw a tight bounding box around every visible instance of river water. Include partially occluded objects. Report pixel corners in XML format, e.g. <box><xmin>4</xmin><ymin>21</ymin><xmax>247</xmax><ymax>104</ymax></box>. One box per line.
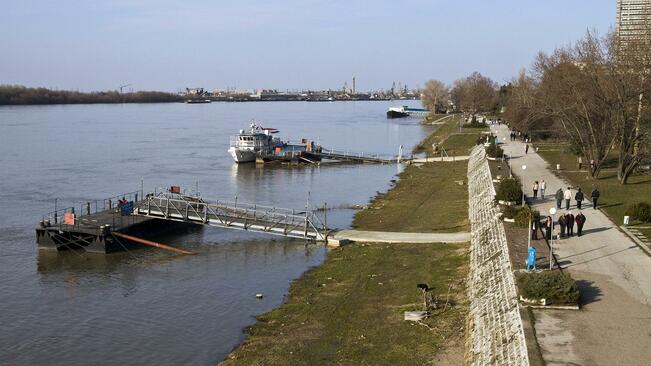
<box><xmin>0</xmin><ymin>101</ymin><xmax>429</xmax><ymax>365</ymax></box>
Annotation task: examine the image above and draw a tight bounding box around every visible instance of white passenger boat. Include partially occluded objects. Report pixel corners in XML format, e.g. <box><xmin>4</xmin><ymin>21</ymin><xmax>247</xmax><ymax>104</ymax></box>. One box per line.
<box><xmin>228</xmin><ymin>123</ymin><xmax>279</xmax><ymax>163</ymax></box>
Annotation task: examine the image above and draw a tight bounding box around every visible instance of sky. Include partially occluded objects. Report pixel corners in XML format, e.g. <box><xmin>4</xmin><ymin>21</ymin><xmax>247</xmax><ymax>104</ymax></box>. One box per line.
<box><xmin>0</xmin><ymin>0</ymin><xmax>616</xmax><ymax>92</ymax></box>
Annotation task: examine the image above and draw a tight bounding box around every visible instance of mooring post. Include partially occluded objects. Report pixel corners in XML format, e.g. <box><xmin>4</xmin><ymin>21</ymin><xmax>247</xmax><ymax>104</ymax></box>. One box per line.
<box><xmin>324</xmin><ymin>202</ymin><xmax>328</xmax><ymax>238</ymax></box>
<box><xmin>304</xmin><ymin>192</ymin><xmax>310</xmax><ymax>237</ymax></box>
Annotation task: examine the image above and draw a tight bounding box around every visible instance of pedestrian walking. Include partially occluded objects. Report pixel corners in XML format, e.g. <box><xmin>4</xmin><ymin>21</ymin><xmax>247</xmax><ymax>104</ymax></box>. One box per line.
<box><xmin>545</xmin><ymin>216</ymin><xmax>553</xmax><ymax>240</ymax></box>
<box><xmin>590</xmin><ymin>159</ymin><xmax>596</xmax><ymax>175</ymax></box>
<box><xmin>578</xmin><ymin>156</ymin><xmax>583</xmax><ymax>170</ymax></box>
<box><xmin>591</xmin><ymin>187</ymin><xmax>600</xmax><ymax>209</ymax></box>
<box><xmin>567</xmin><ymin>212</ymin><xmax>575</xmax><ymax>237</ymax></box>
<box><xmin>540</xmin><ymin>180</ymin><xmax>546</xmax><ymax>199</ymax></box>
<box><xmin>576</xmin><ymin>211</ymin><xmax>586</xmax><ymax>236</ymax></box>
<box><xmin>525</xmin><ymin>144</ymin><xmax>530</xmax><ymax>154</ymax></box>
<box><xmin>575</xmin><ymin>188</ymin><xmax>584</xmax><ymax>210</ymax></box>
<box><xmin>564</xmin><ymin>187</ymin><xmax>572</xmax><ymax>210</ymax></box>
<box><xmin>532</xmin><ymin>181</ymin><xmax>539</xmax><ymax>199</ymax></box>
<box><xmin>558</xmin><ymin>214</ymin><xmax>567</xmax><ymax>238</ymax></box>
<box><xmin>531</xmin><ymin>220</ymin><xmax>538</xmax><ymax>240</ymax></box>
<box><xmin>555</xmin><ymin>188</ymin><xmax>564</xmax><ymax>209</ymax></box>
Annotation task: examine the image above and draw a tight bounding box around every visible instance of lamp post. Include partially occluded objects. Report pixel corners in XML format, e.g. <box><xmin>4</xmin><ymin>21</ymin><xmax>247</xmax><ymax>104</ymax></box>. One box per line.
<box><xmin>549</xmin><ymin>207</ymin><xmax>557</xmax><ymax>270</ymax></box>
<box><xmin>521</xmin><ymin>165</ymin><xmax>527</xmax><ymax>207</ymax></box>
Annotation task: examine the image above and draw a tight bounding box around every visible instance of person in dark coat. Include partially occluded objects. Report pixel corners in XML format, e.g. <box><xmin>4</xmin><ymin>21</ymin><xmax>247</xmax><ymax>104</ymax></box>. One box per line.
<box><xmin>525</xmin><ymin>143</ymin><xmax>530</xmax><ymax>154</ymax></box>
<box><xmin>555</xmin><ymin>188</ymin><xmax>564</xmax><ymax>209</ymax></box>
<box><xmin>558</xmin><ymin>214</ymin><xmax>567</xmax><ymax>238</ymax></box>
<box><xmin>545</xmin><ymin>216</ymin><xmax>553</xmax><ymax>240</ymax></box>
<box><xmin>591</xmin><ymin>188</ymin><xmax>600</xmax><ymax>209</ymax></box>
<box><xmin>567</xmin><ymin>212</ymin><xmax>575</xmax><ymax>237</ymax></box>
<box><xmin>531</xmin><ymin>219</ymin><xmax>538</xmax><ymax>240</ymax></box>
<box><xmin>575</xmin><ymin>188</ymin><xmax>585</xmax><ymax>209</ymax></box>
<box><xmin>576</xmin><ymin>211</ymin><xmax>586</xmax><ymax>236</ymax></box>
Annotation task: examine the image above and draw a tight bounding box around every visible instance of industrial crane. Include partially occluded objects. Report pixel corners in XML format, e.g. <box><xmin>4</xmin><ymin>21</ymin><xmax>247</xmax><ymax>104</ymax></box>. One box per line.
<box><xmin>119</xmin><ymin>84</ymin><xmax>132</xmax><ymax>94</ymax></box>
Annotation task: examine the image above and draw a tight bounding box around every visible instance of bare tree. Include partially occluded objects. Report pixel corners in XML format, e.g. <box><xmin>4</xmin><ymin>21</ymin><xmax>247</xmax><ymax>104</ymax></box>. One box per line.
<box><xmin>611</xmin><ymin>34</ymin><xmax>651</xmax><ymax>183</ymax></box>
<box><xmin>530</xmin><ymin>31</ymin><xmax>650</xmax><ymax>183</ymax></box>
<box><xmin>450</xmin><ymin>72</ymin><xmax>497</xmax><ymax>115</ymax></box>
<box><xmin>503</xmin><ymin>69</ymin><xmax>550</xmax><ymax>134</ymax></box>
<box><xmin>533</xmin><ymin>33</ymin><xmax>619</xmax><ymax>178</ymax></box>
<box><xmin>421</xmin><ymin>79</ymin><xmax>449</xmax><ymax>113</ymax></box>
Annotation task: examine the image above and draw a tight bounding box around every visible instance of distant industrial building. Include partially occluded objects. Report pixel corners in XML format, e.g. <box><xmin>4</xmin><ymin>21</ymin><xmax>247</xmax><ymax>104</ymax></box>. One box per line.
<box><xmin>617</xmin><ymin>0</ymin><xmax>651</xmax><ymax>42</ymax></box>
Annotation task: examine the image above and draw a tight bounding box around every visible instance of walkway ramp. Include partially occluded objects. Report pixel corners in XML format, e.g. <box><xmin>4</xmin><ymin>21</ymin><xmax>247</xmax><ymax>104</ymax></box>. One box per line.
<box><xmin>134</xmin><ymin>193</ymin><xmax>326</xmax><ymax>241</ymax></box>
<box><xmin>332</xmin><ymin>229</ymin><xmax>470</xmax><ymax>244</ymax></box>
<box><xmin>313</xmin><ymin>148</ymin><xmax>401</xmax><ymax>163</ymax></box>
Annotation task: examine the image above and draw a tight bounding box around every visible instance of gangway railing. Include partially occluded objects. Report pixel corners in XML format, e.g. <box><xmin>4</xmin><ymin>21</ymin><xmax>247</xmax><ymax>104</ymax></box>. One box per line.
<box><xmin>314</xmin><ymin>148</ymin><xmax>401</xmax><ymax>163</ymax></box>
<box><xmin>134</xmin><ymin>193</ymin><xmax>327</xmax><ymax>241</ymax></box>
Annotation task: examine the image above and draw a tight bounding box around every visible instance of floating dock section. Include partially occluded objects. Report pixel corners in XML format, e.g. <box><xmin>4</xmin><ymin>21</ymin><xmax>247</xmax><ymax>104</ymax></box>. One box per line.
<box><xmin>36</xmin><ymin>189</ymin><xmax>328</xmax><ymax>254</ymax></box>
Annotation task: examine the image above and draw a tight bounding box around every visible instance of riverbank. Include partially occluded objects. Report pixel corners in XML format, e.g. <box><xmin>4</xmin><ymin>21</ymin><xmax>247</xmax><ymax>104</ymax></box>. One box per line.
<box><xmin>220</xmin><ymin>116</ymin><xmax>474</xmax><ymax>365</ymax></box>
<box><xmin>0</xmin><ymin>85</ymin><xmax>182</xmax><ymax>105</ymax></box>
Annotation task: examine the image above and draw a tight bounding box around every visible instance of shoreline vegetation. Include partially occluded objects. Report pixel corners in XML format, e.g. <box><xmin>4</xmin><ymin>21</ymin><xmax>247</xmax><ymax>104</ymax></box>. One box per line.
<box><xmin>0</xmin><ymin>85</ymin><xmax>182</xmax><ymax>105</ymax></box>
<box><xmin>220</xmin><ymin>115</ymin><xmax>481</xmax><ymax>365</ymax></box>
<box><xmin>0</xmin><ymin>84</ymin><xmax>421</xmax><ymax>105</ymax></box>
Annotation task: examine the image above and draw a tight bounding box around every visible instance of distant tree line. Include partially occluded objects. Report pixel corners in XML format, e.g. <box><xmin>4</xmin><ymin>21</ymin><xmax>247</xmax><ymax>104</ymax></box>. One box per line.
<box><xmin>0</xmin><ymin>85</ymin><xmax>183</xmax><ymax>105</ymax></box>
<box><xmin>421</xmin><ymin>72</ymin><xmax>501</xmax><ymax>114</ymax></box>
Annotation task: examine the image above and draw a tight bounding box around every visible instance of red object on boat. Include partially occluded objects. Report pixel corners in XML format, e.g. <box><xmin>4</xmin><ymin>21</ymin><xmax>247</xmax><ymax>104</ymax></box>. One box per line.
<box><xmin>261</xmin><ymin>127</ymin><xmax>279</xmax><ymax>133</ymax></box>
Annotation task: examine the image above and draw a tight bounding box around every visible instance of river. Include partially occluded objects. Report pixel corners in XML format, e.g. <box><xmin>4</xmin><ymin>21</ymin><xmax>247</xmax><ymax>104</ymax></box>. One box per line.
<box><xmin>0</xmin><ymin>100</ymin><xmax>430</xmax><ymax>365</ymax></box>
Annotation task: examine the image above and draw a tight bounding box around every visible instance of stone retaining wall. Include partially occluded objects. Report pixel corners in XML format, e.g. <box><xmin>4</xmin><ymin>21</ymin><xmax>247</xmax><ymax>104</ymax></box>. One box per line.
<box><xmin>466</xmin><ymin>146</ymin><xmax>529</xmax><ymax>365</ymax></box>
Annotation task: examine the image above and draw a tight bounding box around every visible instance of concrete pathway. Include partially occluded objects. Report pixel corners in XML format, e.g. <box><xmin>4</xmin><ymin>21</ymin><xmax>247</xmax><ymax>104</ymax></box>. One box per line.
<box><xmin>411</xmin><ymin>156</ymin><xmax>470</xmax><ymax>163</ymax></box>
<box><xmin>493</xmin><ymin>124</ymin><xmax>651</xmax><ymax>366</ymax></box>
<box><xmin>332</xmin><ymin>229</ymin><xmax>470</xmax><ymax>244</ymax></box>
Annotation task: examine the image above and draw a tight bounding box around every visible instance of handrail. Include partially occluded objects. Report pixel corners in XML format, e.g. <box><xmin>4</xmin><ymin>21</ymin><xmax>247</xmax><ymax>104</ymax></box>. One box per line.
<box><xmin>317</xmin><ymin>148</ymin><xmax>398</xmax><ymax>161</ymax></box>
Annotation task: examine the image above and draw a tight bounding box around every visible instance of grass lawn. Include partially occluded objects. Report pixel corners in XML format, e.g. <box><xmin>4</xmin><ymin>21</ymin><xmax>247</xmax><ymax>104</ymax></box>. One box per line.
<box><xmin>352</xmin><ymin>161</ymin><xmax>469</xmax><ymax>233</ymax></box>
<box><xmin>220</xmin><ymin>243</ymin><xmax>468</xmax><ymax>366</ymax></box>
<box><xmin>534</xmin><ymin>141</ymin><xmax>651</xmax><ymax>227</ymax></box>
<box><xmin>414</xmin><ymin>115</ymin><xmax>488</xmax><ymax>158</ymax></box>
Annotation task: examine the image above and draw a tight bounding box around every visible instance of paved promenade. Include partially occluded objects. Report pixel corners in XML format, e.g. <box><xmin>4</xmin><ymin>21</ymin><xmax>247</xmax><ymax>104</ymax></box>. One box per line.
<box><xmin>493</xmin><ymin>124</ymin><xmax>651</xmax><ymax>366</ymax></box>
<box><xmin>332</xmin><ymin>229</ymin><xmax>470</xmax><ymax>243</ymax></box>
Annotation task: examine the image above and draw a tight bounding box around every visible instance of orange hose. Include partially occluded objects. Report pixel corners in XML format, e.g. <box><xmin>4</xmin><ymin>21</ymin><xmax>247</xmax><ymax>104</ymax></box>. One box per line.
<box><xmin>112</xmin><ymin>232</ymin><xmax>196</xmax><ymax>255</ymax></box>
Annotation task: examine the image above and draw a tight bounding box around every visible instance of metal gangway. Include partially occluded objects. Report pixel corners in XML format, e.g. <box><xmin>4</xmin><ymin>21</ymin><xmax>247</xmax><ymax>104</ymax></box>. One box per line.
<box><xmin>134</xmin><ymin>192</ymin><xmax>327</xmax><ymax>241</ymax></box>
<box><xmin>313</xmin><ymin>147</ymin><xmax>404</xmax><ymax>164</ymax></box>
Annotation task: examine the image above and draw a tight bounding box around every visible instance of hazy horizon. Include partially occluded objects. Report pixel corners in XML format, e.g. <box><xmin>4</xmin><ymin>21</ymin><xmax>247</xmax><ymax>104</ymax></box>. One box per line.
<box><xmin>1</xmin><ymin>0</ymin><xmax>615</xmax><ymax>92</ymax></box>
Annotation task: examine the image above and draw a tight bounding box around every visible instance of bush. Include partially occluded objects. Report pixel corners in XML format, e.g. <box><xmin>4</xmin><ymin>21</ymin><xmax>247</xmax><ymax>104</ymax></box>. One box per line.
<box><xmin>464</xmin><ymin>115</ymin><xmax>486</xmax><ymax>128</ymax></box>
<box><xmin>486</xmin><ymin>143</ymin><xmax>504</xmax><ymax>158</ymax></box>
<box><xmin>495</xmin><ymin>178</ymin><xmax>522</xmax><ymax>204</ymax></box>
<box><xmin>502</xmin><ymin>205</ymin><xmax>518</xmax><ymax>219</ymax></box>
<box><xmin>513</xmin><ymin>206</ymin><xmax>540</xmax><ymax>228</ymax></box>
<box><xmin>626</xmin><ymin>202</ymin><xmax>651</xmax><ymax>223</ymax></box>
<box><xmin>517</xmin><ymin>270</ymin><xmax>580</xmax><ymax>305</ymax></box>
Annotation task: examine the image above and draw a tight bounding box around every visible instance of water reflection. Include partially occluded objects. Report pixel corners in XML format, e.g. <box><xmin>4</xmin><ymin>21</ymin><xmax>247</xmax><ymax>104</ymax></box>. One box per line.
<box><xmin>0</xmin><ymin>101</ymin><xmax>427</xmax><ymax>365</ymax></box>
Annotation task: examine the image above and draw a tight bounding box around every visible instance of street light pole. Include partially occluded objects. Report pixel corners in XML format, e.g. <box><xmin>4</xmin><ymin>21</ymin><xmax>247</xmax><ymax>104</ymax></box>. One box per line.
<box><xmin>521</xmin><ymin>165</ymin><xmax>527</xmax><ymax>207</ymax></box>
<box><xmin>549</xmin><ymin>207</ymin><xmax>557</xmax><ymax>270</ymax></box>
